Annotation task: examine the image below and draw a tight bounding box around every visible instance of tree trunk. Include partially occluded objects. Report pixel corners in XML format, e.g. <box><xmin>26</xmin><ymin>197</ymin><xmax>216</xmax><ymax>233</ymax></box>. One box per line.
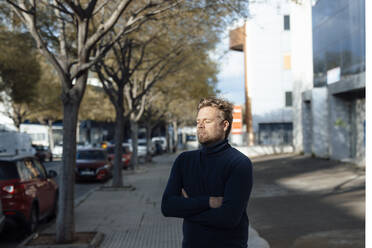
<box><xmin>165</xmin><ymin>122</ymin><xmax>171</xmax><ymax>153</ymax></box>
<box><xmin>56</xmin><ymin>101</ymin><xmax>79</xmax><ymax>243</ymax></box>
<box><xmin>48</xmin><ymin>120</ymin><xmax>54</xmax><ymax>153</ymax></box>
<box><xmin>130</xmin><ymin>119</ymin><xmax>139</xmax><ymax>170</ymax></box>
<box><xmin>173</xmin><ymin>120</ymin><xmax>178</xmax><ymax>153</ymax></box>
<box><xmin>112</xmin><ymin>106</ymin><xmax>124</xmax><ymax>187</ymax></box>
<box><xmin>145</xmin><ymin>123</ymin><xmax>152</xmax><ymax>162</ymax></box>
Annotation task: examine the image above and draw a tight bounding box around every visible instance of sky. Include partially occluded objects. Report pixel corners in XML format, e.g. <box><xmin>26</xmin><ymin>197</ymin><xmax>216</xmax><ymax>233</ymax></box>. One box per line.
<box><xmin>212</xmin><ymin>30</ymin><xmax>245</xmax><ymax>106</ymax></box>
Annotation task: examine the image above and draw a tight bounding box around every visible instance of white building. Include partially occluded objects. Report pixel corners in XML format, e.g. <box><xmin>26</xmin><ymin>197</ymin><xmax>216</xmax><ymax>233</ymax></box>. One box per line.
<box><xmin>230</xmin><ymin>0</ymin><xmax>293</xmax><ymax>145</ymax></box>
<box><xmin>0</xmin><ymin>93</ymin><xmax>16</xmax><ymax>132</ymax></box>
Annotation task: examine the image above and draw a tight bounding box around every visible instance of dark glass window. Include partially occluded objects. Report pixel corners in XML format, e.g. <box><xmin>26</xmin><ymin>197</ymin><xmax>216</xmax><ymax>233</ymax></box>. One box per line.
<box><xmin>17</xmin><ymin>161</ymin><xmax>33</xmax><ymax>181</ymax></box>
<box><xmin>0</xmin><ymin>161</ymin><xmax>19</xmax><ymax>180</ymax></box>
<box><xmin>24</xmin><ymin>159</ymin><xmax>41</xmax><ymax>179</ymax></box>
<box><xmin>284</xmin><ymin>15</ymin><xmax>290</xmax><ymax>30</ymax></box>
<box><xmin>285</xmin><ymin>92</ymin><xmax>292</xmax><ymax>107</ymax></box>
<box><xmin>32</xmin><ymin>159</ymin><xmax>47</xmax><ymax>179</ymax></box>
<box><xmin>312</xmin><ymin>0</ymin><xmax>365</xmax><ymax>87</ymax></box>
<box><xmin>77</xmin><ymin>150</ymin><xmax>106</xmax><ymax>160</ymax></box>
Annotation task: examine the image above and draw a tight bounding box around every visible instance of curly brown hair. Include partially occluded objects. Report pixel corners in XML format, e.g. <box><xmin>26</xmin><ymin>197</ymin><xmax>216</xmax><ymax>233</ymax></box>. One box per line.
<box><xmin>197</xmin><ymin>97</ymin><xmax>234</xmax><ymax>138</ymax></box>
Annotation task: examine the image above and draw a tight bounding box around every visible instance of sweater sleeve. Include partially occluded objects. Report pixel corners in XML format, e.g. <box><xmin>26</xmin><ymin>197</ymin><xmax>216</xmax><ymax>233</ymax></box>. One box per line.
<box><xmin>161</xmin><ymin>153</ymin><xmax>210</xmax><ymax>218</ymax></box>
<box><xmin>185</xmin><ymin>158</ymin><xmax>253</xmax><ymax>229</ymax></box>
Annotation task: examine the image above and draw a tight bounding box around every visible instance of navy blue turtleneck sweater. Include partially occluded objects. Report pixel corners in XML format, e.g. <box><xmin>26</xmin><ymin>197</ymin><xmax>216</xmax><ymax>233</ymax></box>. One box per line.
<box><xmin>161</xmin><ymin>139</ymin><xmax>253</xmax><ymax>248</ymax></box>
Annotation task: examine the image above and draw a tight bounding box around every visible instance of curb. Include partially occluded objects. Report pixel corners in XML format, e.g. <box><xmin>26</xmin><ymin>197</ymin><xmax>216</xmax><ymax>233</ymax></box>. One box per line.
<box><xmin>17</xmin><ymin>232</ymin><xmax>104</xmax><ymax>248</ymax></box>
<box><xmin>18</xmin><ymin>184</ymin><xmax>103</xmax><ymax>248</ymax></box>
<box><xmin>248</xmin><ymin>226</ymin><xmax>270</xmax><ymax>248</ymax></box>
<box><xmin>74</xmin><ymin>185</ymin><xmax>102</xmax><ymax>207</ymax></box>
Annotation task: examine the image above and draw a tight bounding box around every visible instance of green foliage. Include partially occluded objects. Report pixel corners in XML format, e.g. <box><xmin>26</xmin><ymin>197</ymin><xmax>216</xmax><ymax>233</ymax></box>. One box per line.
<box><xmin>79</xmin><ymin>85</ymin><xmax>115</xmax><ymax>121</ymax></box>
<box><xmin>27</xmin><ymin>56</ymin><xmax>63</xmax><ymax>123</ymax></box>
<box><xmin>0</xmin><ymin>30</ymin><xmax>40</xmax><ymax>104</ymax></box>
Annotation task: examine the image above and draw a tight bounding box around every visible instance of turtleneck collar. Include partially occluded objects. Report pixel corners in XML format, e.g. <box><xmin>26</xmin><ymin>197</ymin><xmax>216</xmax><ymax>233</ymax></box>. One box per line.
<box><xmin>201</xmin><ymin>139</ymin><xmax>230</xmax><ymax>155</ymax></box>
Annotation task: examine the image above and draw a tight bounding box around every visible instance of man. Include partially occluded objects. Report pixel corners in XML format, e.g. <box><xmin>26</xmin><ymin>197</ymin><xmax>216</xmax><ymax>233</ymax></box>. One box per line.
<box><xmin>161</xmin><ymin>97</ymin><xmax>253</xmax><ymax>248</ymax></box>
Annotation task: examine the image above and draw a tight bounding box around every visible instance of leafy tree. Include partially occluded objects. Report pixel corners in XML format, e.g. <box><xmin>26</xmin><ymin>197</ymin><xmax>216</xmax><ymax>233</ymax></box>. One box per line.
<box><xmin>93</xmin><ymin>0</ymin><xmax>247</xmax><ymax>185</ymax></box>
<box><xmin>5</xmin><ymin>0</ymin><xmax>182</xmax><ymax>243</ymax></box>
<box><xmin>26</xmin><ymin>56</ymin><xmax>63</xmax><ymax>150</ymax></box>
<box><xmin>0</xmin><ymin>29</ymin><xmax>40</xmax><ymax>129</ymax></box>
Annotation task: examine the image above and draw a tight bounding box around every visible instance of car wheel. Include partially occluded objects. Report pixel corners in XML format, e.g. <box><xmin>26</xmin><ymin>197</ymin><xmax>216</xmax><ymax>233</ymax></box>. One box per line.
<box><xmin>27</xmin><ymin>205</ymin><xmax>38</xmax><ymax>234</ymax></box>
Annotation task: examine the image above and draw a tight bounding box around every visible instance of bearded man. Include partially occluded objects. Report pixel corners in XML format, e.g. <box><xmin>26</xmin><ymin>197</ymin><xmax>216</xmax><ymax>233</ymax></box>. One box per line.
<box><xmin>161</xmin><ymin>97</ymin><xmax>253</xmax><ymax>248</ymax></box>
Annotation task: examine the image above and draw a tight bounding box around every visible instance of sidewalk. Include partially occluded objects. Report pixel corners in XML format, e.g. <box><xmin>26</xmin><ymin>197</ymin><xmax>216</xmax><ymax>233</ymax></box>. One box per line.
<box><xmin>39</xmin><ymin>152</ymin><xmax>269</xmax><ymax>248</ymax></box>
<box><xmin>247</xmin><ymin>153</ymin><xmax>365</xmax><ymax>248</ymax></box>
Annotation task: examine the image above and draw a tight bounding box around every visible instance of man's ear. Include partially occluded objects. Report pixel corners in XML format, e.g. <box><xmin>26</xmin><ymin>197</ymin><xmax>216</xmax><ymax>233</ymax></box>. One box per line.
<box><xmin>223</xmin><ymin>120</ymin><xmax>229</xmax><ymax>132</ymax></box>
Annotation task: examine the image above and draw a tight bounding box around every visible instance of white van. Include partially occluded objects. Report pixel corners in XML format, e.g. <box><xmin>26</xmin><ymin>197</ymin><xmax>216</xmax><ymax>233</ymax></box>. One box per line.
<box><xmin>0</xmin><ymin>131</ymin><xmax>35</xmax><ymax>158</ymax></box>
<box><xmin>20</xmin><ymin>124</ymin><xmax>50</xmax><ymax>147</ymax></box>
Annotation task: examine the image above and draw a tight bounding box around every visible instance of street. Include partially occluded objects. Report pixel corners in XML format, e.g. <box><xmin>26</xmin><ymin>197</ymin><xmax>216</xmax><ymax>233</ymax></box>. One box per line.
<box><xmin>248</xmin><ymin>154</ymin><xmax>365</xmax><ymax>248</ymax></box>
<box><xmin>0</xmin><ymin>160</ymin><xmax>102</xmax><ymax>247</ymax></box>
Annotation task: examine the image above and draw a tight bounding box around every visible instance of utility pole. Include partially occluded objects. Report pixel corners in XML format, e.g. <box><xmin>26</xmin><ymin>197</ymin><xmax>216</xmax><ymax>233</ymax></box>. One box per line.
<box><xmin>229</xmin><ymin>23</ymin><xmax>254</xmax><ymax>146</ymax></box>
<box><xmin>243</xmin><ymin>23</ymin><xmax>254</xmax><ymax>146</ymax></box>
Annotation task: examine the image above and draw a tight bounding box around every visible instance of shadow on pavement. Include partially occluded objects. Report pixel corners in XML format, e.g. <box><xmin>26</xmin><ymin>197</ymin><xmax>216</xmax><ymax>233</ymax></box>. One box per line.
<box><xmin>248</xmin><ymin>154</ymin><xmax>365</xmax><ymax>248</ymax></box>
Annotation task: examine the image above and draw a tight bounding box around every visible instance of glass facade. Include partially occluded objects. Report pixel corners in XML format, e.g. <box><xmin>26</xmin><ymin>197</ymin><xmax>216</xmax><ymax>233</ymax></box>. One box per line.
<box><xmin>312</xmin><ymin>0</ymin><xmax>365</xmax><ymax>87</ymax></box>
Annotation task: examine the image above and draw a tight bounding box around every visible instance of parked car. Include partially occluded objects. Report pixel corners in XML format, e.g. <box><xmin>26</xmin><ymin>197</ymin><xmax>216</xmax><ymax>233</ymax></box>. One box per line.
<box><xmin>186</xmin><ymin>134</ymin><xmax>199</xmax><ymax>150</ymax></box>
<box><xmin>52</xmin><ymin>142</ymin><xmax>63</xmax><ymax>159</ymax></box>
<box><xmin>125</xmin><ymin>141</ymin><xmax>146</xmax><ymax>159</ymax></box>
<box><xmin>75</xmin><ymin>148</ymin><xmax>112</xmax><ymax>182</ymax></box>
<box><xmin>105</xmin><ymin>144</ymin><xmax>132</xmax><ymax>169</ymax></box>
<box><xmin>32</xmin><ymin>145</ymin><xmax>53</xmax><ymax>162</ymax></box>
<box><xmin>152</xmin><ymin>136</ymin><xmax>167</xmax><ymax>154</ymax></box>
<box><xmin>0</xmin><ymin>155</ymin><xmax>58</xmax><ymax>234</ymax></box>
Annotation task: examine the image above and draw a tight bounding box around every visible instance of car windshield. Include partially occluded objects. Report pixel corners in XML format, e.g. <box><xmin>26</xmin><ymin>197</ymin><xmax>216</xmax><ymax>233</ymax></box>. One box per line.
<box><xmin>106</xmin><ymin>147</ymin><xmax>115</xmax><ymax>154</ymax></box>
<box><xmin>77</xmin><ymin>150</ymin><xmax>106</xmax><ymax>160</ymax></box>
<box><xmin>0</xmin><ymin>161</ymin><xmax>19</xmax><ymax>180</ymax></box>
<box><xmin>138</xmin><ymin>142</ymin><xmax>147</xmax><ymax>146</ymax></box>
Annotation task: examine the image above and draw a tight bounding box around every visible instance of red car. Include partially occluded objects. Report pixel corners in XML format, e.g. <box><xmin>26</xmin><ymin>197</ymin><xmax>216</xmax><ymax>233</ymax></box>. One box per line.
<box><xmin>106</xmin><ymin>144</ymin><xmax>132</xmax><ymax>169</ymax></box>
<box><xmin>75</xmin><ymin>148</ymin><xmax>112</xmax><ymax>182</ymax></box>
<box><xmin>0</xmin><ymin>155</ymin><xmax>58</xmax><ymax>234</ymax></box>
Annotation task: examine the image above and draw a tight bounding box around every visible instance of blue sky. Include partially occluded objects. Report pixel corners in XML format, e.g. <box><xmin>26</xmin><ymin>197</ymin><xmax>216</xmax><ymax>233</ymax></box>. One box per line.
<box><xmin>212</xmin><ymin>32</ymin><xmax>245</xmax><ymax>106</ymax></box>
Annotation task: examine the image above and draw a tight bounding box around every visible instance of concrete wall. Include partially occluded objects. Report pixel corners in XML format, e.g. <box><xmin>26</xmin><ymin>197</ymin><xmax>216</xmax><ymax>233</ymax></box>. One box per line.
<box><xmin>302</xmin><ymin>88</ymin><xmax>329</xmax><ymax>158</ymax></box>
<box><xmin>328</xmin><ymin>95</ymin><xmax>351</xmax><ymax>160</ymax></box>
<box><xmin>290</xmin><ymin>0</ymin><xmax>314</xmax><ymax>153</ymax></box>
<box><xmin>329</xmin><ymin>94</ymin><xmax>365</xmax><ymax>164</ymax></box>
<box><xmin>311</xmin><ymin>88</ymin><xmax>329</xmax><ymax>158</ymax></box>
<box><xmin>353</xmin><ymin>98</ymin><xmax>365</xmax><ymax>163</ymax></box>
<box><xmin>302</xmin><ymin>99</ymin><xmax>312</xmax><ymax>155</ymax></box>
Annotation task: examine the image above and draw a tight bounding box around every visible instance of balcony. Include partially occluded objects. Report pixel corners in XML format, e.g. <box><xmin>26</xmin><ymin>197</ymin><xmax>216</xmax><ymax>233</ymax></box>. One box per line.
<box><xmin>229</xmin><ymin>26</ymin><xmax>245</xmax><ymax>52</ymax></box>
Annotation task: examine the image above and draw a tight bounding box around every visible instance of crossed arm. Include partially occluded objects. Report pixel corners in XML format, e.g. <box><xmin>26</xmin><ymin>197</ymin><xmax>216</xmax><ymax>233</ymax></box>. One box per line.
<box><xmin>161</xmin><ymin>157</ymin><xmax>253</xmax><ymax>229</ymax></box>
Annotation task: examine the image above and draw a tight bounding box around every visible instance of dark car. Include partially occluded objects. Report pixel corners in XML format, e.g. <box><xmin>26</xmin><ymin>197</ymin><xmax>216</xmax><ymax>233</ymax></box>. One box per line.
<box><xmin>0</xmin><ymin>199</ymin><xmax>4</xmax><ymax>233</ymax></box>
<box><xmin>106</xmin><ymin>144</ymin><xmax>132</xmax><ymax>170</ymax></box>
<box><xmin>32</xmin><ymin>145</ymin><xmax>53</xmax><ymax>162</ymax></box>
<box><xmin>75</xmin><ymin>148</ymin><xmax>112</xmax><ymax>182</ymax></box>
<box><xmin>0</xmin><ymin>155</ymin><xmax>58</xmax><ymax>234</ymax></box>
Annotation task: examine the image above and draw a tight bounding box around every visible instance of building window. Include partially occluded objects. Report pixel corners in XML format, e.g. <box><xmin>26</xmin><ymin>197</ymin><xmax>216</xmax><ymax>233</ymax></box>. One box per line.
<box><xmin>284</xmin><ymin>15</ymin><xmax>290</xmax><ymax>30</ymax></box>
<box><xmin>284</xmin><ymin>55</ymin><xmax>291</xmax><ymax>70</ymax></box>
<box><xmin>285</xmin><ymin>92</ymin><xmax>292</xmax><ymax>107</ymax></box>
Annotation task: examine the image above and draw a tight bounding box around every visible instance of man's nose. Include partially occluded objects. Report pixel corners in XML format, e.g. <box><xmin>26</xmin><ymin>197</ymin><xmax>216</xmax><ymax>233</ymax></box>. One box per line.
<box><xmin>197</xmin><ymin>122</ymin><xmax>204</xmax><ymax>128</ymax></box>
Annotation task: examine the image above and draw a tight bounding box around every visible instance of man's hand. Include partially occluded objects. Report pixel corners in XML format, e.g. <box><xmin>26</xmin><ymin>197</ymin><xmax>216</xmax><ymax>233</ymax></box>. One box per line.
<box><xmin>182</xmin><ymin>188</ymin><xmax>189</xmax><ymax>198</ymax></box>
<box><xmin>182</xmin><ymin>188</ymin><xmax>223</xmax><ymax>208</ymax></box>
<box><xmin>209</xmin><ymin>196</ymin><xmax>223</xmax><ymax>208</ymax></box>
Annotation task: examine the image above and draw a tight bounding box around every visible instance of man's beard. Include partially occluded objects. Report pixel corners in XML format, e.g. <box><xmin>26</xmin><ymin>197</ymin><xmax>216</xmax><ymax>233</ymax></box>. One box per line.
<box><xmin>197</xmin><ymin>131</ymin><xmax>218</xmax><ymax>145</ymax></box>
<box><xmin>197</xmin><ymin>131</ymin><xmax>208</xmax><ymax>145</ymax></box>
